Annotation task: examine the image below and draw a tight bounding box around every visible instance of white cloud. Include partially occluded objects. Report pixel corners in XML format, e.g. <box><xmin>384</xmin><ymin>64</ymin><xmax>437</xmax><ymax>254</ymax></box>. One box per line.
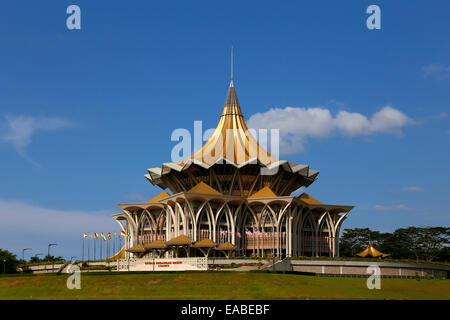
<box><xmin>374</xmin><ymin>204</ymin><xmax>409</xmax><ymax>211</ymax></box>
<box><xmin>422</xmin><ymin>64</ymin><xmax>450</xmax><ymax>80</ymax></box>
<box><xmin>247</xmin><ymin>105</ymin><xmax>414</xmax><ymax>154</ymax></box>
<box><xmin>0</xmin><ymin>199</ymin><xmax>118</xmax><ymax>238</ymax></box>
<box><xmin>1</xmin><ymin>114</ymin><xmax>72</xmax><ymax>165</ymax></box>
<box><xmin>402</xmin><ymin>186</ymin><xmax>425</xmax><ymax>193</ymax></box>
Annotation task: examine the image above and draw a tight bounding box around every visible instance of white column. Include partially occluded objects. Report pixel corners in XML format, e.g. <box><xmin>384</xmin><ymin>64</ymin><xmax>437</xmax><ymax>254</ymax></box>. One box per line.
<box><xmin>166</xmin><ymin>209</ymin><xmax>170</xmax><ymax>241</ymax></box>
<box><xmin>285</xmin><ymin>217</ymin><xmax>289</xmax><ymax>257</ymax></box>
<box><xmin>276</xmin><ymin>225</ymin><xmax>280</xmax><ymax>258</ymax></box>
<box><xmin>175</xmin><ymin>207</ymin><xmax>179</xmax><ymax>237</ymax></box>
<box><xmin>193</xmin><ymin>215</ymin><xmax>198</xmax><ymax>241</ymax></box>
<box><xmin>231</xmin><ymin>222</ymin><xmax>235</xmax><ymax>245</ymax></box>
<box><xmin>288</xmin><ymin>216</ymin><xmax>293</xmax><ymax>257</ymax></box>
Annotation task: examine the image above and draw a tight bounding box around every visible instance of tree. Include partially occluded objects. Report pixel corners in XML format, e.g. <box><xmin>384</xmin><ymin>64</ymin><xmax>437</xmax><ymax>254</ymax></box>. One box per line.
<box><xmin>339</xmin><ymin>226</ymin><xmax>450</xmax><ymax>262</ymax></box>
<box><xmin>43</xmin><ymin>255</ymin><xmax>64</xmax><ymax>262</ymax></box>
<box><xmin>386</xmin><ymin>227</ymin><xmax>421</xmax><ymax>260</ymax></box>
<box><xmin>339</xmin><ymin>228</ymin><xmax>388</xmax><ymax>257</ymax></box>
<box><xmin>0</xmin><ymin>249</ymin><xmax>20</xmax><ymax>273</ymax></box>
<box><xmin>386</xmin><ymin>227</ymin><xmax>450</xmax><ymax>262</ymax></box>
<box><xmin>29</xmin><ymin>256</ymin><xmax>41</xmax><ymax>263</ymax></box>
<box><xmin>417</xmin><ymin>227</ymin><xmax>449</xmax><ymax>262</ymax></box>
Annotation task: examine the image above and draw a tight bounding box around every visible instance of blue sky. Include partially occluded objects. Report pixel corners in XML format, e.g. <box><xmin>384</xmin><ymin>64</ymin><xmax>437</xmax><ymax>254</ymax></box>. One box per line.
<box><xmin>0</xmin><ymin>1</ymin><xmax>449</xmax><ymax>259</ymax></box>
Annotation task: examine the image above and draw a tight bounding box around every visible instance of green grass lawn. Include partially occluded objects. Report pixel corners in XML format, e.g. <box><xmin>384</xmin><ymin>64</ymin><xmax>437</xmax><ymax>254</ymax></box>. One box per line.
<box><xmin>0</xmin><ymin>272</ymin><xmax>449</xmax><ymax>300</ymax></box>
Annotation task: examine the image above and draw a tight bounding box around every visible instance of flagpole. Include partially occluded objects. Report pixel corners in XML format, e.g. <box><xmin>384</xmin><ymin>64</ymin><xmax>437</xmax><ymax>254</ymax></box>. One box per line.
<box><xmin>126</xmin><ymin>231</ymin><xmax>130</xmax><ymax>271</ymax></box>
<box><xmin>94</xmin><ymin>237</ymin><xmax>96</xmax><ymax>261</ymax></box>
<box><xmin>88</xmin><ymin>235</ymin><xmax>91</xmax><ymax>272</ymax></box>
<box><xmin>107</xmin><ymin>237</ymin><xmax>110</xmax><ymax>268</ymax></box>
<box><xmin>119</xmin><ymin>235</ymin><xmax>122</xmax><ymax>271</ymax></box>
<box><xmin>82</xmin><ymin>236</ymin><xmax>85</xmax><ymax>262</ymax></box>
<box><xmin>100</xmin><ymin>237</ymin><xmax>103</xmax><ymax>260</ymax></box>
<box><xmin>87</xmin><ymin>235</ymin><xmax>90</xmax><ymax>269</ymax></box>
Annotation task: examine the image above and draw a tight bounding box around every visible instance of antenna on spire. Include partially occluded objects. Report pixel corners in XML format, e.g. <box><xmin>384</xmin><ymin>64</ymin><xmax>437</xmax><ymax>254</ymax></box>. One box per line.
<box><xmin>230</xmin><ymin>46</ymin><xmax>234</xmax><ymax>87</ymax></box>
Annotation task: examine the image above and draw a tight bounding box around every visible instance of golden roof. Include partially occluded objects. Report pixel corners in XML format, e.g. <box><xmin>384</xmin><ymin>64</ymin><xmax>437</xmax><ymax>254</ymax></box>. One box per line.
<box><xmin>356</xmin><ymin>244</ymin><xmax>390</xmax><ymax>258</ymax></box>
<box><xmin>166</xmin><ymin>234</ymin><xmax>193</xmax><ymax>246</ymax></box>
<box><xmin>188</xmin><ymin>181</ymin><xmax>221</xmax><ymax>195</ymax></box>
<box><xmin>179</xmin><ymin>82</ymin><xmax>280</xmax><ymax>166</ymax></box>
<box><xmin>192</xmin><ymin>238</ymin><xmax>216</xmax><ymax>248</ymax></box>
<box><xmin>145</xmin><ymin>80</ymin><xmax>320</xmax><ymax>192</ymax></box>
<box><xmin>147</xmin><ymin>190</ymin><xmax>171</xmax><ymax>203</ymax></box>
<box><xmin>248</xmin><ymin>186</ymin><xmax>277</xmax><ymax>198</ymax></box>
<box><xmin>107</xmin><ymin>245</ymin><xmax>125</xmax><ymax>260</ymax></box>
<box><xmin>144</xmin><ymin>240</ymin><xmax>166</xmax><ymax>249</ymax></box>
<box><xmin>126</xmin><ymin>244</ymin><xmax>146</xmax><ymax>253</ymax></box>
<box><xmin>215</xmin><ymin>242</ymin><xmax>237</xmax><ymax>250</ymax></box>
<box><xmin>298</xmin><ymin>193</ymin><xmax>323</xmax><ymax>205</ymax></box>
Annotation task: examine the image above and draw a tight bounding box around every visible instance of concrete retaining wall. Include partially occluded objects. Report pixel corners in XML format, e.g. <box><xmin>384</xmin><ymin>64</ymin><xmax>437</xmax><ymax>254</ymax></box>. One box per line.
<box><xmin>290</xmin><ymin>260</ymin><xmax>450</xmax><ymax>278</ymax></box>
<box><xmin>19</xmin><ymin>264</ymin><xmax>64</xmax><ymax>273</ymax></box>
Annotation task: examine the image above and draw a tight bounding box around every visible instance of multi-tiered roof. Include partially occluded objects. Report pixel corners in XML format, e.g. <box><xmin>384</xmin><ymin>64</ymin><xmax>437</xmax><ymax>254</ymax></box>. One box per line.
<box><xmin>145</xmin><ymin>80</ymin><xmax>319</xmax><ymax>197</ymax></box>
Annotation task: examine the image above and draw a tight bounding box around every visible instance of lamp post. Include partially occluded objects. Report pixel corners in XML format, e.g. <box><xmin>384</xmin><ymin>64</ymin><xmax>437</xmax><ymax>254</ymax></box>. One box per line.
<box><xmin>48</xmin><ymin>243</ymin><xmax>57</xmax><ymax>273</ymax></box>
<box><xmin>33</xmin><ymin>253</ymin><xmax>43</xmax><ymax>264</ymax></box>
<box><xmin>22</xmin><ymin>248</ymin><xmax>32</xmax><ymax>262</ymax></box>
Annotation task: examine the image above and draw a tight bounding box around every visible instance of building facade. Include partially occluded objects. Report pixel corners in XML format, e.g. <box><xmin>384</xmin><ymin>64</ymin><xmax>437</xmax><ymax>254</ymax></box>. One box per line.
<box><xmin>113</xmin><ymin>79</ymin><xmax>353</xmax><ymax>258</ymax></box>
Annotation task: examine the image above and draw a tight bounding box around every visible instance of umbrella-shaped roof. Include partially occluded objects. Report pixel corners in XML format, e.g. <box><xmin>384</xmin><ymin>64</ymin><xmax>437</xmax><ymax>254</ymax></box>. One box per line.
<box><xmin>356</xmin><ymin>244</ymin><xmax>390</xmax><ymax>258</ymax></box>
<box><xmin>215</xmin><ymin>242</ymin><xmax>237</xmax><ymax>251</ymax></box>
<box><xmin>144</xmin><ymin>240</ymin><xmax>166</xmax><ymax>249</ymax></box>
<box><xmin>192</xmin><ymin>238</ymin><xmax>216</xmax><ymax>248</ymax></box>
<box><xmin>147</xmin><ymin>190</ymin><xmax>171</xmax><ymax>203</ymax></box>
<box><xmin>298</xmin><ymin>193</ymin><xmax>323</xmax><ymax>205</ymax></box>
<box><xmin>107</xmin><ymin>245</ymin><xmax>125</xmax><ymax>260</ymax></box>
<box><xmin>166</xmin><ymin>234</ymin><xmax>193</xmax><ymax>246</ymax></box>
<box><xmin>144</xmin><ymin>81</ymin><xmax>319</xmax><ymax>194</ymax></box>
<box><xmin>126</xmin><ymin>243</ymin><xmax>146</xmax><ymax>253</ymax></box>
<box><xmin>188</xmin><ymin>182</ymin><xmax>221</xmax><ymax>195</ymax></box>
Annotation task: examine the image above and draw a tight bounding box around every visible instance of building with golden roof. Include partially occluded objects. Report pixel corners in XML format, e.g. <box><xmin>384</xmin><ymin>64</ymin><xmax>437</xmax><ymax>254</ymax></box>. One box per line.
<box><xmin>356</xmin><ymin>244</ymin><xmax>390</xmax><ymax>258</ymax></box>
<box><xmin>113</xmin><ymin>74</ymin><xmax>353</xmax><ymax>259</ymax></box>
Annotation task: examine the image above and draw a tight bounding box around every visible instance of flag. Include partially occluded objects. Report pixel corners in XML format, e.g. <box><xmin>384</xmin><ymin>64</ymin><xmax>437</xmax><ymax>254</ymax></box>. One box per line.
<box><xmin>114</xmin><ymin>232</ymin><xmax>117</xmax><ymax>238</ymax></box>
<box><xmin>121</xmin><ymin>230</ymin><xmax>128</xmax><ymax>237</ymax></box>
<box><xmin>83</xmin><ymin>233</ymin><xmax>88</xmax><ymax>238</ymax></box>
<box><xmin>94</xmin><ymin>233</ymin><xmax>99</xmax><ymax>239</ymax></box>
<box><xmin>101</xmin><ymin>232</ymin><xmax>107</xmax><ymax>241</ymax></box>
<box><xmin>88</xmin><ymin>233</ymin><xmax>92</xmax><ymax>238</ymax></box>
<box><xmin>108</xmin><ymin>232</ymin><xmax>112</xmax><ymax>239</ymax></box>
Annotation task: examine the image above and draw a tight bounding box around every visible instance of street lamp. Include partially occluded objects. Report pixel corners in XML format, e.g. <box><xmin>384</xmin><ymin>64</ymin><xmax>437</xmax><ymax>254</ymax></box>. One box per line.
<box><xmin>22</xmin><ymin>248</ymin><xmax>32</xmax><ymax>262</ymax></box>
<box><xmin>48</xmin><ymin>243</ymin><xmax>57</xmax><ymax>273</ymax></box>
<box><xmin>32</xmin><ymin>253</ymin><xmax>43</xmax><ymax>263</ymax></box>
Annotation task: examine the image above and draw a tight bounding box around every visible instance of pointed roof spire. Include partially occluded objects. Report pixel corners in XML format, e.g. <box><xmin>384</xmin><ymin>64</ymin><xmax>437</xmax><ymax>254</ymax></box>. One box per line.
<box><xmin>171</xmin><ymin>48</ymin><xmax>280</xmax><ymax>167</ymax></box>
<box><xmin>230</xmin><ymin>46</ymin><xmax>234</xmax><ymax>87</ymax></box>
<box><xmin>222</xmin><ymin>82</ymin><xmax>242</xmax><ymax>116</ymax></box>
<box><xmin>222</xmin><ymin>46</ymin><xmax>242</xmax><ymax>116</ymax></box>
